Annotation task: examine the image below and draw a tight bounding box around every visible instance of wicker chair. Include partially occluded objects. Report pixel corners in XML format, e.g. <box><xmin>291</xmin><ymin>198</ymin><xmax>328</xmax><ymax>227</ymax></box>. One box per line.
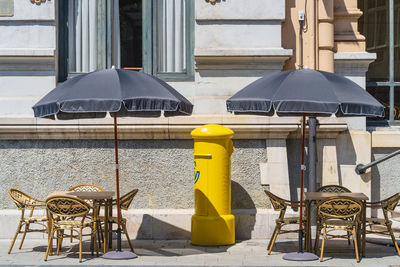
<box><xmin>98</xmin><ymin>189</ymin><xmax>139</xmax><ymax>252</ymax></box>
<box><xmin>8</xmin><ymin>189</ymin><xmax>48</xmax><ymax>254</ymax></box>
<box><xmin>45</xmin><ymin>195</ymin><xmax>99</xmax><ymax>263</ymax></box>
<box><xmin>315</xmin><ymin>197</ymin><xmax>362</xmax><ymax>262</ymax></box>
<box><xmin>316</xmin><ymin>185</ymin><xmax>351</xmax><ymax>193</ymax></box>
<box><xmin>67</xmin><ymin>184</ymin><xmax>104</xmax><ymax>244</ymax></box>
<box><xmin>264</xmin><ymin>190</ymin><xmax>307</xmax><ymax>255</ymax></box>
<box><xmin>365</xmin><ymin>192</ymin><xmax>400</xmax><ymax>256</ymax></box>
<box><xmin>316</xmin><ymin>184</ymin><xmax>352</xmax><ymax>245</ymax></box>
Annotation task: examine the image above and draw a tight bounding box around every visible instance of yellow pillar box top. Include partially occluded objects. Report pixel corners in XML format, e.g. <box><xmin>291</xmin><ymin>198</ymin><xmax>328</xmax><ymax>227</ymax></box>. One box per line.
<box><xmin>191</xmin><ymin>124</ymin><xmax>234</xmax><ymax>139</ymax></box>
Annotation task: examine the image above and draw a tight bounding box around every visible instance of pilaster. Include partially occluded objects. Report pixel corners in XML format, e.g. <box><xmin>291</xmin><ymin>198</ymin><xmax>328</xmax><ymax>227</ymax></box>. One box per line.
<box><xmin>260</xmin><ymin>133</ymin><xmax>291</xmax><ymax>199</ymax></box>
<box><xmin>334</xmin><ymin>0</ymin><xmax>366</xmax><ymax>52</ymax></box>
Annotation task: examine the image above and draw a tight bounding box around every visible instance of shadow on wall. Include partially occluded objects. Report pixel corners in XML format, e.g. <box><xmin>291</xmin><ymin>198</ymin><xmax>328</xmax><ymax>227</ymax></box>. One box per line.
<box><xmin>135</xmin><ymin>181</ymin><xmax>256</xmax><ymax>242</ymax></box>
<box><xmin>231</xmin><ymin>180</ymin><xmax>256</xmax><ymax>240</ymax></box>
<box><xmin>286</xmin><ymin>138</ymin><xmax>309</xmax><ymax>202</ymax></box>
<box><xmin>286</xmin><ymin>133</ymin><xmax>362</xmax><ymax>201</ymax></box>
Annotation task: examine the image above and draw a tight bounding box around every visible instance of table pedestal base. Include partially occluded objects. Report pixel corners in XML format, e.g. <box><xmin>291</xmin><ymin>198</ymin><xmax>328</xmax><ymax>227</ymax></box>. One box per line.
<box><xmin>103</xmin><ymin>251</ymin><xmax>138</xmax><ymax>260</ymax></box>
<box><xmin>283</xmin><ymin>252</ymin><xmax>319</xmax><ymax>261</ymax></box>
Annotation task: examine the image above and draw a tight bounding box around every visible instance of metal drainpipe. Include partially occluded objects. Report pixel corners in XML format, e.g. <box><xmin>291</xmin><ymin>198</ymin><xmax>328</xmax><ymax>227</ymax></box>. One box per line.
<box><xmin>389</xmin><ymin>0</ymin><xmax>394</xmax><ymax>121</ymax></box>
<box><xmin>308</xmin><ymin>117</ymin><xmax>317</xmax><ymax>193</ymax></box>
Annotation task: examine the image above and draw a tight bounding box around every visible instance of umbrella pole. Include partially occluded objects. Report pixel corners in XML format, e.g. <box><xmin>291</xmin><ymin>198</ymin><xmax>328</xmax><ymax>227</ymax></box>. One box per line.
<box><xmin>298</xmin><ymin>114</ymin><xmax>306</xmax><ymax>253</ymax></box>
<box><xmin>113</xmin><ymin>113</ymin><xmax>122</xmax><ymax>252</ymax></box>
<box><xmin>282</xmin><ymin>114</ymin><xmax>318</xmax><ymax>261</ymax></box>
<box><xmin>103</xmin><ymin>113</ymin><xmax>137</xmax><ymax>260</ymax></box>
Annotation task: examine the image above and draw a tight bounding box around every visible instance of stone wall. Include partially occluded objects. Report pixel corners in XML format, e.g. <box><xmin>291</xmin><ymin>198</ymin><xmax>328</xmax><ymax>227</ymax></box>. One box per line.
<box><xmin>0</xmin><ymin>139</ymin><xmax>267</xmax><ymax>210</ymax></box>
<box><xmin>371</xmin><ymin>148</ymin><xmax>400</xmax><ymax>202</ymax></box>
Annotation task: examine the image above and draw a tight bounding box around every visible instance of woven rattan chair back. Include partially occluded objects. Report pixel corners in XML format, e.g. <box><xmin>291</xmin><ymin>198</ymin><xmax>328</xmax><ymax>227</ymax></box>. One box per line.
<box><xmin>317</xmin><ymin>196</ymin><xmax>362</xmax><ymax>219</ymax></box>
<box><xmin>316</xmin><ymin>185</ymin><xmax>351</xmax><ymax>193</ymax></box>
<box><xmin>68</xmin><ymin>184</ymin><xmax>104</xmax><ymax>192</ymax></box>
<box><xmin>382</xmin><ymin>192</ymin><xmax>400</xmax><ymax>212</ymax></box>
<box><xmin>264</xmin><ymin>190</ymin><xmax>286</xmax><ymax>211</ymax></box>
<box><xmin>46</xmin><ymin>195</ymin><xmax>91</xmax><ymax>219</ymax></box>
<box><xmin>119</xmin><ymin>189</ymin><xmax>139</xmax><ymax>210</ymax></box>
<box><xmin>9</xmin><ymin>189</ymin><xmax>43</xmax><ymax>209</ymax></box>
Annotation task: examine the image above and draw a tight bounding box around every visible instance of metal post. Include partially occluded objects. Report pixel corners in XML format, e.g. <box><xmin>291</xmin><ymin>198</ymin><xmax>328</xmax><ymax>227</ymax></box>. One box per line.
<box><xmin>308</xmin><ymin>117</ymin><xmax>317</xmax><ymax>235</ymax></box>
<box><xmin>299</xmin><ymin>19</ymin><xmax>304</xmax><ymax>69</ymax></box>
<box><xmin>389</xmin><ymin>0</ymin><xmax>394</xmax><ymax>121</ymax></box>
<box><xmin>308</xmin><ymin>117</ymin><xmax>317</xmax><ymax>193</ymax></box>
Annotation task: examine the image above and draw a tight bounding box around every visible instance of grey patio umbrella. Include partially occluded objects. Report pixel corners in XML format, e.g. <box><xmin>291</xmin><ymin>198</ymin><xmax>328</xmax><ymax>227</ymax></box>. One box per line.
<box><xmin>226</xmin><ymin>68</ymin><xmax>384</xmax><ymax>260</ymax></box>
<box><xmin>33</xmin><ymin>68</ymin><xmax>193</xmax><ymax>259</ymax></box>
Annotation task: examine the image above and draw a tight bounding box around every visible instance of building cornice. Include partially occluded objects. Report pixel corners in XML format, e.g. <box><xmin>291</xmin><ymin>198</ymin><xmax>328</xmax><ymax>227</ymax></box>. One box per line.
<box><xmin>0</xmin><ymin>48</ymin><xmax>55</xmax><ymax>73</ymax></box>
<box><xmin>0</xmin><ymin>115</ymin><xmax>348</xmax><ymax>140</ymax></box>
<box><xmin>195</xmin><ymin>48</ymin><xmax>292</xmax><ymax>71</ymax></box>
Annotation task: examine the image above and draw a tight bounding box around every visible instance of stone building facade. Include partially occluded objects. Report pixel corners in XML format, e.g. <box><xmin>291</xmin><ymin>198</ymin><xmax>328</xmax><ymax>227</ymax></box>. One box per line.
<box><xmin>0</xmin><ymin>0</ymin><xmax>398</xmax><ymax>240</ymax></box>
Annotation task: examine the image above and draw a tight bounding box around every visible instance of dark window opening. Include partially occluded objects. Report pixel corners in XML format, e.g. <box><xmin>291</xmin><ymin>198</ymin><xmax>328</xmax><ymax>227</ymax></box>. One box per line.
<box><xmin>119</xmin><ymin>0</ymin><xmax>142</xmax><ymax>70</ymax></box>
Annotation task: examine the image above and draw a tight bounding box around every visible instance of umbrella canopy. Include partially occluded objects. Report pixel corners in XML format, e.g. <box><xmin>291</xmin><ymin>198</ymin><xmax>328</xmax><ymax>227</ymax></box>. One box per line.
<box><xmin>226</xmin><ymin>68</ymin><xmax>384</xmax><ymax>117</ymax></box>
<box><xmin>33</xmin><ymin>68</ymin><xmax>193</xmax><ymax>259</ymax></box>
<box><xmin>226</xmin><ymin>68</ymin><xmax>384</xmax><ymax>257</ymax></box>
<box><xmin>33</xmin><ymin>68</ymin><xmax>193</xmax><ymax>118</ymax></box>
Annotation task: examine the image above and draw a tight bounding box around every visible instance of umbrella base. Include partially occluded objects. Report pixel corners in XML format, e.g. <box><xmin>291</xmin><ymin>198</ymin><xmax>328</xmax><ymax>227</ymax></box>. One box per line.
<box><xmin>103</xmin><ymin>250</ymin><xmax>138</xmax><ymax>260</ymax></box>
<box><xmin>282</xmin><ymin>252</ymin><xmax>319</xmax><ymax>261</ymax></box>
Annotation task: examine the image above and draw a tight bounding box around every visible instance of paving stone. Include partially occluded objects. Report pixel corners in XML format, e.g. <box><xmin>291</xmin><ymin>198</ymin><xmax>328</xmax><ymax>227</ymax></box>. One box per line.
<box><xmin>1</xmin><ymin>239</ymin><xmax>400</xmax><ymax>266</ymax></box>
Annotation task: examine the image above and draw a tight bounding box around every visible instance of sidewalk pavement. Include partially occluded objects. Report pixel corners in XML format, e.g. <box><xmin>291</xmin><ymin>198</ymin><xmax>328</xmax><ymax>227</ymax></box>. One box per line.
<box><xmin>1</xmin><ymin>238</ymin><xmax>399</xmax><ymax>267</ymax></box>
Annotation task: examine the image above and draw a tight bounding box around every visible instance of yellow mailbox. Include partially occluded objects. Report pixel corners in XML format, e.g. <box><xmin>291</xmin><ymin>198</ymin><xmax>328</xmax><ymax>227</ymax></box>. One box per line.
<box><xmin>190</xmin><ymin>124</ymin><xmax>235</xmax><ymax>245</ymax></box>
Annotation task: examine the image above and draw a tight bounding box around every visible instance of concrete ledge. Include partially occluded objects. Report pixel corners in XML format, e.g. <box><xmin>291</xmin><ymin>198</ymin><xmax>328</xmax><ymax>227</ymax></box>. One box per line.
<box><xmin>0</xmin><ymin>48</ymin><xmax>55</xmax><ymax>57</ymax></box>
<box><xmin>0</xmin><ymin>208</ymin><xmax>298</xmax><ymax>240</ymax></box>
<box><xmin>372</xmin><ymin>131</ymin><xmax>400</xmax><ymax>148</ymax></box>
<box><xmin>0</xmin><ymin>115</ymin><xmax>348</xmax><ymax>140</ymax></box>
<box><xmin>334</xmin><ymin>52</ymin><xmax>376</xmax><ymax>74</ymax></box>
<box><xmin>195</xmin><ymin>49</ymin><xmax>292</xmax><ymax>71</ymax></box>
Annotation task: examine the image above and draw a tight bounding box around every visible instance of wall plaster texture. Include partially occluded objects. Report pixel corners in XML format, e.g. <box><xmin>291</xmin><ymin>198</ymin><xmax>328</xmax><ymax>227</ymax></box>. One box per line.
<box><xmin>0</xmin><ymin>139</ymin><xmax>267</xmax><ymax>210</ymax></box>
<box><xmin>371</xmin><ymin>148</ymin><xmax>400</xmax><ymax>203</ymax></box>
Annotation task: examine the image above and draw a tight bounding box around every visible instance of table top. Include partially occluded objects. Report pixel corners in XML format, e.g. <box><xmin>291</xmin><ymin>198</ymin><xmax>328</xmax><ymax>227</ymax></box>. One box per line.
<box><xmin>304</xmin><ymin>192</ymin><xmax>369</xmax><ymax>201</ymax></box>
<box><xmin>48</xmin><ymin>191</ymin><xmax>115</xmax><ymax>200</ymax></box>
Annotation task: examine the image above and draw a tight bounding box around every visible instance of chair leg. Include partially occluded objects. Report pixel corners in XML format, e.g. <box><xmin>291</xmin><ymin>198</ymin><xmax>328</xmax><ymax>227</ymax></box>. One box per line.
<box><xmin>79</xmin><ymin>229</ymin><xmax>83</xmax><ymax>263</ymax></box>
<box><xmin>96</xmin><ymin>223</ymin><xmax>102</xmax><ymax>249</ymax></box>
<box><xmin>99</xmin><ymin>222</ymin><xmax>104</xmax><ymax>243</ymax></box>
<box><xmin>314</xmin><ymin>226</ymin><xmax>320</xmax><ymax>254</ymax></box>
<box><xmin>56</xmin><ymin>231</ymin><xmax>62</xmax><ymax>256</ymax></box>
<box><xmin>320</xmin><ymin>226</ymin><xmax>326</xmax><ymax>262</ymax></box>
<box><xmin>59</xmin><ymin>230</ymin><xmax>64</xmax><ymax>251</ymax></box>
<box><xmin>122</xmin><ymin>221</ymin><xmax>134</xmax><ymax>252</ymax></box>
<box><xmin>267</xmin><ymin>225</ymin><xmax>278</xmax><ymax>252</ymax></box>
<box><xmin>94</xmin><ymin>227</ymin><xmax>99</xmax><ymax>257</ymax></box>
<box><xmin>44</xmin><ymin>228</ymin><xmax>55</xmax><ymax>261</ymax></box>
<box><xmin>353</xmin><ymin>228</ymin><xmax>360</xmax><ymax>262</ymax></box>
<box><xmin>90</xmin><ymin>228</ymin><xmax>94</xmax><ymax>256</ymax></box>
<box><xmin>268</xmin><ymin>224</ymin><xmax>281</xmax><ymax>255</ymax></box>
<box><xmin>387</xmin><ymin>224</ymin><xmax>400</xmax><ymax>256</ymax></box>
<box><xmin>347</xmin><ymin>230</ymin><xmax>351</xmax><ymax>245</ymax></box>
<box><xmin>8</xmin><ymin>221</ymin><xmax>22</xmax><ymax>254</ymax></box>
<box><xmin>19</xmin><ymin>222</ymin><xmax>29</xmax><ymax>249</ymax></box>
